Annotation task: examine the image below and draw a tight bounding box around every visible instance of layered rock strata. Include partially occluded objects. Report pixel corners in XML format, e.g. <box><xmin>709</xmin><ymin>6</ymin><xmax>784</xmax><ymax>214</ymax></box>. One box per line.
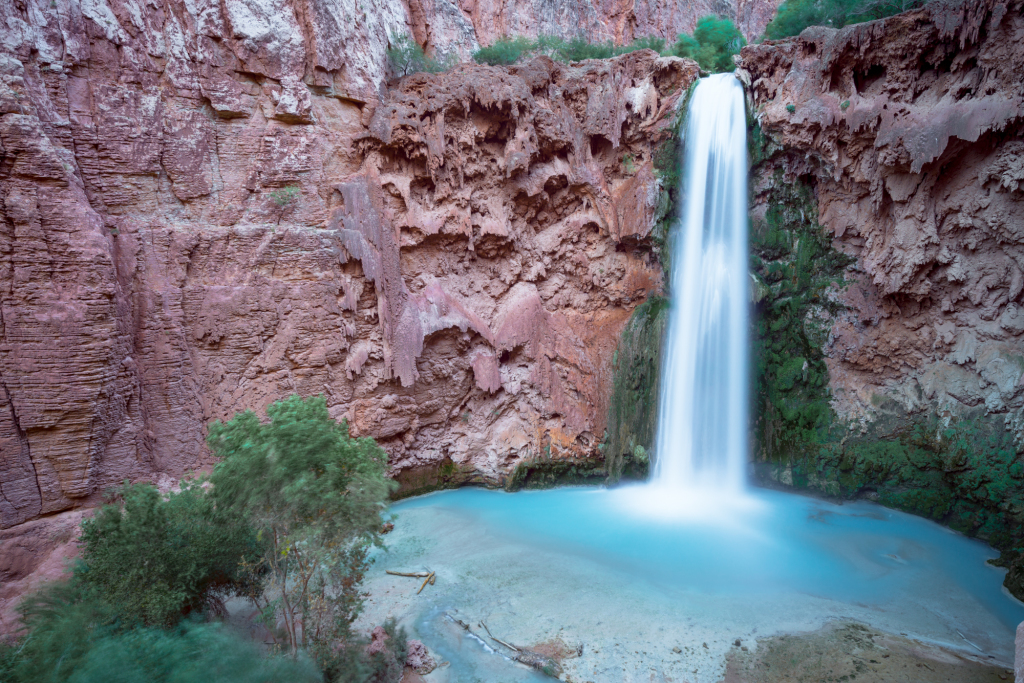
<box><xmin>0</xmin><ymin>9</ymin><xmax>696</xmax><ymax>527</ymax></box>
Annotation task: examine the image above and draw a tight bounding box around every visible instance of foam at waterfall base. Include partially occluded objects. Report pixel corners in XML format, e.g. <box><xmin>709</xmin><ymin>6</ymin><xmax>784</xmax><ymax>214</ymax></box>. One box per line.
<box><xmin>610</xmin><ymin>482</ymin><xmax>765</xmax><ymax>527</ymax></box>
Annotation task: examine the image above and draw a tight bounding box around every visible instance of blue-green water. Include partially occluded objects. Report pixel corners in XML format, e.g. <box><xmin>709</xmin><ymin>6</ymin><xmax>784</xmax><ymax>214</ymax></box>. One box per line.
<box><xmin>392</xmin><ymin>485</ymin><xmax>1024</xmax><ymax>640</ymax></box>
<box><xmin>363</xmin><ymin>486</ymin><xmax>1022</xmax><ymax>681</ymax></box>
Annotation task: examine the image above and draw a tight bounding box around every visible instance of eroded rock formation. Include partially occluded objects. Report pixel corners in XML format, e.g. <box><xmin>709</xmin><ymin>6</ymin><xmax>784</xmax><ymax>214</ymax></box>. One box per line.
<box><xmin>0</xmin><ymin>0</ymin><xmax>697</xmax><ymax>528</ymax></box>
<box><xmin>740</xmin><ymin>0</ymin><xmax>1024</xmax><ymax>433</ymax></box>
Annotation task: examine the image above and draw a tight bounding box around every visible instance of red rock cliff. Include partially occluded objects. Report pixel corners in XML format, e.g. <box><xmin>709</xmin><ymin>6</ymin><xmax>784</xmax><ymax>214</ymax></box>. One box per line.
<box><xmin>0</xmin><ymin>0</ymin><xmax>698</xmax><ymax>527</ymax></box>
<box><xmin>739</xmin><ymin>0</ymin><xmax>1024</xmax><ymax>434</ymax></box>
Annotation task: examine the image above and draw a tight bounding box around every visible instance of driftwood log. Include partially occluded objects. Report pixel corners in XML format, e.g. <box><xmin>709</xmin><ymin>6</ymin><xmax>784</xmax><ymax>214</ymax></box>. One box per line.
<box><xmin>444</xmin><ymin>612</ymin><xmax>563</xmax><ymax>678</ymax></box>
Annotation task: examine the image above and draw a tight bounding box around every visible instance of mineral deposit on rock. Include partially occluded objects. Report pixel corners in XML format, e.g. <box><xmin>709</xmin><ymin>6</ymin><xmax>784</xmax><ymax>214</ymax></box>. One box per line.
<box><xmin>739</xmin><ymin>0</ymin><xmax>1024</xmax><ymax>429</ymax></box>
<box><xmin>0</xmin><ymin>0</ymin><xmax>697</xmax><ymax>528</ymax></box>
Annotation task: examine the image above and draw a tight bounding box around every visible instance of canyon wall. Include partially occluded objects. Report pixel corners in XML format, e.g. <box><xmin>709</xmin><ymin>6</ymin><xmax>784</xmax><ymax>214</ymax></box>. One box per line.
<box><xmin>0</xmin><ymin>0</ymin><xmax>700</xmax><ymax>528</ymax></box>
<box><xmin>741</xmin><ymin>0</ymin><xmax>1024</xmax><ymax>430</ymax></box>
<box><xmin>739</xmin><ymin>0</ymin><xmax>1024</xmax><ymax>590</ymax></box>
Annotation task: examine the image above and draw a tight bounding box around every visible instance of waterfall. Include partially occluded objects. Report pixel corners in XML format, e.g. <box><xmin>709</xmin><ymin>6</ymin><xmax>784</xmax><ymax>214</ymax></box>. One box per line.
<box><xmin>653</xmin><ymin>73</ymin><xmax>749</xmax><ymax>494</ymax></box>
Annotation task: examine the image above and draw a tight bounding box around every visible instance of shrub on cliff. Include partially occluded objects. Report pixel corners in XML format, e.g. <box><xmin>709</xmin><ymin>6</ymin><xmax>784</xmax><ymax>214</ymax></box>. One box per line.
<box><xmin>386</xmin><ymin>33</ymin><xmax>452</xmax><ymax>77</ymax></box>
<box><xmin>473</xmin><ymin>34</ymin><xmax>667</xmax><ymax>66</ymax></box>
<box><xmin>763</xmin><ymin>0</ymin><xmax>924</xmax><ymax>40</ymax></box>
<box><xmin>669</xmin><ymin>16</ymin><xmax>746</xmax><ymax>73</ymax></box>
<box><xmin>208</xmin><ymin>394</ymin><xmax>394</xmax><ymax>674</ymax></box>
<box><xmin>473</xmin><ymin>36</ymin><xmax>535</xmax><ymax>65</ymax></box>
<box><xmin>76</xmin><ymin>479</ymin><xmax>260</xmax><ymax>627</ymax></box>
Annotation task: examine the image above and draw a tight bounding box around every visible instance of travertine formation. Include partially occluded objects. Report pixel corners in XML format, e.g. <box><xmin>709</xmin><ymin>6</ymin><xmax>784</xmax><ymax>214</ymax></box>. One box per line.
<box><xmin>0</xmin><ymin>0</ymin><xmax>697</xmax><ymax>529</ymax></box>
<box><xmin>739</xmin><ymin>0</ymin><xmax>1024</xmax><ymax>433</ymax></box>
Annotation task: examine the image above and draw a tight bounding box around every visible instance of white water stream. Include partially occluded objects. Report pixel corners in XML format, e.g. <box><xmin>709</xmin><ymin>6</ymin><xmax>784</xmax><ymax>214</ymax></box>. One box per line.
<box><xmin>653</xmin><ymin>73</ymin><xmax>750</xmax><ymax>494</ymax></box>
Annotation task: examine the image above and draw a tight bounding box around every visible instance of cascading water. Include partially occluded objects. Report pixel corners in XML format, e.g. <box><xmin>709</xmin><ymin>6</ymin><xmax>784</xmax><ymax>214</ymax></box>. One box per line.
<box><xmin>653</xmin><ymin>73</ymin><xmax>749</xmax><ymax>494</ymax></box>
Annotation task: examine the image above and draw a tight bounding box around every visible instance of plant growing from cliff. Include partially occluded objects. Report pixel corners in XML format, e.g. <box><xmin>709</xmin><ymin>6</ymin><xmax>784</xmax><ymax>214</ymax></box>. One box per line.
<box><xmin>669</xmin><ymin>16</ymin><xmax>746</xmax><ymax>73</ymax></box>
<box><xmin>762</xmin><ymin>0</ymin><xmax>924</xmax><ymax>40</ymax></box>
<box><xmin>473</xmin><ymin>36</ymin><xmax>534</xmax><ymax>65</ymax></box>
<box><xmin>622</xmin><ymin>153</ymin><xmax>637</xmax><ymax>175</ymax></box>
<box><xmin>473</xmin><ymin>34</ymin><xmax>668</xmax><ymax>67</ymax></box>
<box><xmin>605</xmin><ymin>295</ymin><xmax>669</xmax><ymax>482</ymax></box>
<box><xmin>208</xmin><ymin>395</ymin><xmax>393</xmax><ymax>669</ymax></box>
<box><xmin>270</xmin><ymin>185</ymin><xmax>300</xmax><ymax>207</ymax></box>
<box><xmin>386</xmin><ymin>33</ymin><xmax>452</xmax><ymax>78</ymax></box>
<box><xmin>76</xmin><ymin>480</ymin><xmax>261</xmax><ymax>628</ymax></box>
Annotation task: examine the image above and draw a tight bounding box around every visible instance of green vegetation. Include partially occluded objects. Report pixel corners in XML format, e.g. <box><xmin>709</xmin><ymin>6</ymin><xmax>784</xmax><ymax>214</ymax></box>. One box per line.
<box><xmin>749</xmin><ymin>159</ymin><xmax>1024</xmax><ymax>598</ymax></box>
<box><xmin>473</xmin><ymin>34</ymin><xmax>667</xmax><ymax>66</ymax></box>
<box><xmin>76</xmin><ymin>481</ymin><xmax>259</xmax><ymax>628</ymax></box>
<box><xmin>763</xmin><ymin>0</ymin><xmax>924</xmax><ymax>40</ymax></box>
<box><xmin>208</xmin><ymin>394</ymin><xmax>394</xmax><ymax>675</ymax></box>
<box><xmin>506</xmin><ymin>456</ymin><xmax>608</xmax><ymax>491</ymax></box>
<box><xmin>386</xmin><ymin>33</ymin><xmax>453</xmax><ymax>77</ymax></box>
<box><xmin>669</xmin><ymin>16</ymin><xmax>746</xmax><ymax>73</ymax></box>
<box><xmin>2</xmin><ymin>395</ymin><xmax>401</xmax><ymax>683</ymax></box>
<box><xmin>2</xmin><ymin>586</ymin><xmax>319</xmax><ymax>683</ymax></box>
<box><xmin>472</xmin><ymin>35</ymin><xmax>536</xmax><ymax>66</ymax></box>
<box><xmin>473</xmin><ymin>21</ymin><xmax>744</xmax><ymax>74</ymax></box>
<box><xmin>605</xmin><ymin>295</ymin><xmax>669</xmax><ymax>483</ymax></box>
<box><xmin>270</xmin><ymin>185</ymin><xmax>300</xmax><ymax>207</ymax></box>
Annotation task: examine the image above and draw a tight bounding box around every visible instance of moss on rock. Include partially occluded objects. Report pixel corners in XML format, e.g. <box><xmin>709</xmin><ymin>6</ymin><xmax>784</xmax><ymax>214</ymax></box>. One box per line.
<box><xmin>505</xmin><ymin>456</ymin><xmax>608</xmax><ymax>491</ymax></box>
<box><xmin>605</xmin><ymin>296</ymin><xmax>667</xmax><ymax>483</ymax></box>
<box><xmin>751</xmin><ymin>167</ymin><xmax>1024</xmax><ymax>599</ymax></box>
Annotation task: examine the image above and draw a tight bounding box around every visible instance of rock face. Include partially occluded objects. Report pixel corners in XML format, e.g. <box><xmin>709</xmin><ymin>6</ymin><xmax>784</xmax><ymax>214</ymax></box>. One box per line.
<box><xmin>0</xmin><ymin>0</ymin><xmax>697</xmax><ymax>529</ymax></box>
<box><xmin>740</xmin><ymin>0</ymin><xmax>1024</xmax><ymax>435</ymax></box>
<box><xmin>739</xmin><ymin>0</ymin><xmax>1024</xmax><ymax>597</ymax></box>
<box><xmin>459</xmin><ymin>0</ymin><xmax>782</xmax><ymax>48</ymax></box>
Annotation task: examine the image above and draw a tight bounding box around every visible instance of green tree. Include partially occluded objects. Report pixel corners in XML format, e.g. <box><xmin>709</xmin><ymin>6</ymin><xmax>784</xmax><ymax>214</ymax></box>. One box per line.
<box><xmin>4</xmin><ymin>584</ymin><xmax>319</xmax><ymax>683</ymax></box>
<box><xmin>763</xmin><ymin>0</ymin><xmax>924</xmax><ymax>40</ymax></box>
<box><xmin>76</xmin><ymin>480</ymin><xmax>260</xmax><ymax>627</ymax></box>
<box><xmin>670</xmin><ymin>16</ymin><xmax>746</xmax><ymax>73</ymax></box>
<box><xmin>386</xmin><ymin>33</ymin><xmax>452</xmax><ymax>77</ymax></box>
<box><xmin>207</xmin><ymin>395</ymin><xmax>393</xmax><ymax>661</ymax></box>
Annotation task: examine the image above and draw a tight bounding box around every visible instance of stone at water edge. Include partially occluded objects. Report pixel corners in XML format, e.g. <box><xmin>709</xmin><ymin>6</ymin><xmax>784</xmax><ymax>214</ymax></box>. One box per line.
<box><xmin>1016</xmin><ymin>622</ymin><xmax>1023</xmax><ymax>683</ymax></box>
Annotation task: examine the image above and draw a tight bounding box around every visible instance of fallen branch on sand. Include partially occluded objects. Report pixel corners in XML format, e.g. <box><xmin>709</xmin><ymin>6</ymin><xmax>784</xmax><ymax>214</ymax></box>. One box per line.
<box><xmin>386</xmin><ymin>569</ymin><xmax>437</xmax><ymax>594</ymax></box>
<box><xmin>417</xmin><ymin>572</ymin><xmax>436</xmax><ymax>594</ymax></box>
<box><xmin>444</xmin><ymin>613</ymin><xmax>563</xmax><ymax>678</ymax></box>
<box><xmin>481</xmin><ymin>621</ymin><xmax>519</xmax><ymax>652</ymax></box>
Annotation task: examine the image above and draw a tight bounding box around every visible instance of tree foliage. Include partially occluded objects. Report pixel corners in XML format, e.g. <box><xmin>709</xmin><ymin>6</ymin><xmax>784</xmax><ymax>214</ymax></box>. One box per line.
<box><xmin>76</xmin><ymin>481</ymin><xmax>260</xmax><ymax>627</ymax></box>
<box><xmin>3</xmin><ymin>395</ymin><xmax>398</xmax><ymax>683</ymax></box>
<box><xmin>473</xmin><ymin>34</ymin><xmax>666</xmax><ymax>66</ymax></box>
<box><xmin>386</xmin><ymin>33</ymin><xmax>453</xmax><ymax>77</ymax></box>
<box><xmin>472</xmin><ymin>36</ymin><xmax>535</xmax><ymax>65</ymax></box>
<box><xmin>763</xmin><ymin>0</ymin><xmax>924</xmax><ymax>40</ymax></box>
<box><xmin>3</xmin><ymin>584</ymin><xmax>318</xmax><ymax>683</ymax></box>
<box><xmin>208</xmin><ymin>395</ymin><xmax>393</xmax><ymax>659</ymax></box>
<box><xmin>669</xmin><ymin>16</ymin><xmax>746</xmax><ymax>73</ymax></box>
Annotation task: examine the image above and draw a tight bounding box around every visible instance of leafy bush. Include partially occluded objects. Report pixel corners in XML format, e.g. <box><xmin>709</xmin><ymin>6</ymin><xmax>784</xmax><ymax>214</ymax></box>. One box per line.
<box><xmin>76</xmin><ymin>480</ymin><xmax>260</xmax><ymax>627</ymax></box>
<box><xmin>763</xmin><ymin>0</ymin><xmax>924</xmax><ymax>40</ymax></box>
<box><xmin>3</xmin><ymin>395</ymin><xmax>398</xmax><ymax>683</ymax></box>
<box><xmin>386</xmin><ymin>33</ymin><xmax>452</xmax><ymax>77</ymax></box>
<box><xmin>473</xmin><ymin>36</ymin><xmax>534</xmax><ymax>65</ymax></box>
<box><xmin>472</xmin><ymin>34</ymin><xmax>667</xmax><ymax>67</ymax></box>
<box><xmin>4</xmin><ymin>585</ymin><xmax>319</xmax><ymax>683</ymax></box>
<box><xmin>208</xmin><ymin>395</ymin><xmax>393</xmax><ymax>661</ymax></box>
<box><xmin>270</xmin><ymin>186</ymin><xmax>300</xmax><ymax>207</ymax></box>
<box><xmin>669</xmin><ymin>16</ymin><xmax>746</xmax><ymax>73</ymax></box>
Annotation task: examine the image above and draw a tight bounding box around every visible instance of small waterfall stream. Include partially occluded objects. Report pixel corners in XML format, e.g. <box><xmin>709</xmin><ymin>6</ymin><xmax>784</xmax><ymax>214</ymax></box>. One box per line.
<box><xmin>653</xmin><ymin>73</ymin><xmax>749</xmax><ymax>494</ymax></box>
